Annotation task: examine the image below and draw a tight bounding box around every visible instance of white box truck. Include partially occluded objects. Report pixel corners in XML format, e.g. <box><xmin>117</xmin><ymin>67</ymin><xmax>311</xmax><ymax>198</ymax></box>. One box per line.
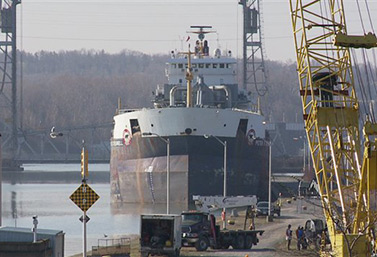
<box><xmin>140</xmin><ymin>214</ymin><xmax>182</xmax><ymax>257</ymax></box>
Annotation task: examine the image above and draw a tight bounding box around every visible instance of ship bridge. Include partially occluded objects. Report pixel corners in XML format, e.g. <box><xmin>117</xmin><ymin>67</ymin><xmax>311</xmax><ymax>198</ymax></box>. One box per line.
<box><xmin>166</xmin><ymin>25</ymin><xmax>237</xmax><ymax>86</ymax></box>
<box><xmin>166</xmin><ymin>56</ymin><xmax>236</xmax><ymax>86</ymax></box>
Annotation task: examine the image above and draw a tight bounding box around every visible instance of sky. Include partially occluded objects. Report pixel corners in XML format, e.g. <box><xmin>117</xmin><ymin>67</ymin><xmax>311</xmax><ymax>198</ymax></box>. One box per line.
<box><xmin>13</xmin><ymin>0</ymin><xmax>377</xmax><ymax>62</ymax></box>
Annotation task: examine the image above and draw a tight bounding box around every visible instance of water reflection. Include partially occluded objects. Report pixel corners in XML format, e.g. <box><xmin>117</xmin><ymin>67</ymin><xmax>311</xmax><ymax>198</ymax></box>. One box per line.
<box><xmin>2</xmin><ymin>182</ymin><xmax>199</xmax><ymax>256</ymax></box>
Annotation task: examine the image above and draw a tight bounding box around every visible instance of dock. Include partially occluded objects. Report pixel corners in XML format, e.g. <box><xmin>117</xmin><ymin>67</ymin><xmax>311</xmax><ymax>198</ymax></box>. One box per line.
<box><xmin>69</xmin><ymin>197</ymin><xmax>322</xmax><ymax>257</ymax></box>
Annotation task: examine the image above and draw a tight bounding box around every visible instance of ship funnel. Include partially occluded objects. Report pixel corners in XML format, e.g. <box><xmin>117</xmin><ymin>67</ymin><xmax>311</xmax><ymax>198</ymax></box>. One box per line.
<box><xmin>210</xmin><ymin>85</ymin><xmax>232</xmax><ymax>108</ymax></box>
<box><xmin>193</xmin><ymin>75</ymin><xmax>214</xmax><ymax>107</ymax></box>
<box><xmin>169</xmin><ymin>86</ymin><xmax>187</xmax><ymax>107</ymax></box>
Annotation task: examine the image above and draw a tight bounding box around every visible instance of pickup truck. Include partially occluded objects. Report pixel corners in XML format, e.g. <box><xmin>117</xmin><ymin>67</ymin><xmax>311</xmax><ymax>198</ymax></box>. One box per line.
<box><xmin>256</xmin><ymin>201</ymin><xmax>281</xmax><ymax>217</ymax></box>
<box><xmin>181</xmin><ymin>211</ymin><xmax>264</xmax><ymax>251</ymax></box>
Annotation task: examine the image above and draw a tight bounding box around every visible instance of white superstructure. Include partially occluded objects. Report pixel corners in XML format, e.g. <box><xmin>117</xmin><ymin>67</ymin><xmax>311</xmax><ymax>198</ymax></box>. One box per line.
<box><xmin>166</xmin><ymin>55</ymin><xmax>236</xmax><ymax>86</ymax></box>
<box><xmin>112</xmin><ymin>26</ymin><xmax>265</xmax><ymax>145</ymax></box>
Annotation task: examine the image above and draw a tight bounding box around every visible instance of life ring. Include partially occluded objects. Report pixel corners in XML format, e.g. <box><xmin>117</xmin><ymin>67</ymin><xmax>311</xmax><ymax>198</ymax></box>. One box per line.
<box><xmin>123</xmin><ymin>128</ymin><xmax>132</xmax><ymax>146</ymax></box>
<box><xmin>246</xmin><ymin>129</ymin><xmax>256</xmax><ymax>145</ymax></box>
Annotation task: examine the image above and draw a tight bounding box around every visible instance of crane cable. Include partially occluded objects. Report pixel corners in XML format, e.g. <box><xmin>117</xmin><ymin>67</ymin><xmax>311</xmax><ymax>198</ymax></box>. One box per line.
<box><xmin>363</xmin><ymin>0</ymin><xmax>377</xmax><ymax>122</ymax></box>
<box><xmin>351</xmin><ymin>49</ymin><xmax>370</xmax><ymax>124</ymax></box>
<box><xmin>356</xmin><ymin>0</ymin><xmax>366</xmax><ymax>34</ymax></box>
<box><xmin>361</xmin><ymin>49</ymin><xmax>377</xmax><ymax>122</ymax></box>
<box><xmin>354</xmin><ymin>0</ymin><xmax>377</xmax><ymax>122</ymax></box>
<box><xmin>320</xmin><ymin>1</ymin><xmax>331</xmax><ymax>72</ymax></box>
<box><xmin>358</xmin><ymin>0</ymin><xmax>376</xmax><ymax>120</ymax></box>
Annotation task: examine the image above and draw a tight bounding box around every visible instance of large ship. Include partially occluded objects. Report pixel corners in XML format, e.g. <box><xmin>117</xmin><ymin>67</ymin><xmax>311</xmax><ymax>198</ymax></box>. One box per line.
<box><xmin>110</xmin><ymin>26</ymin><xmax>269</xmax><ymax>206</ymax></box>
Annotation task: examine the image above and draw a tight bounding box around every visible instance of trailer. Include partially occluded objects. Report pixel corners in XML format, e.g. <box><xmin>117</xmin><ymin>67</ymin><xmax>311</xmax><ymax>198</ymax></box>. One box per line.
<box><xmin>181</xmin><ymin>211</ymin><xmax>264</xmax><ymax>251</ymax></box>
<box><xmin>140</xmin><ymin>214</ymin><xmax>182</xmax><ymax>257</ymax></box>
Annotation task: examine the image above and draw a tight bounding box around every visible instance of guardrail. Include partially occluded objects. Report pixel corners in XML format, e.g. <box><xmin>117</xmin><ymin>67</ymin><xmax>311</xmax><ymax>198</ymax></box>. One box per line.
<box><xmin>91</xmin><ymin>237</ymin><xmax>131</xmax><ymax>256</ymax></box>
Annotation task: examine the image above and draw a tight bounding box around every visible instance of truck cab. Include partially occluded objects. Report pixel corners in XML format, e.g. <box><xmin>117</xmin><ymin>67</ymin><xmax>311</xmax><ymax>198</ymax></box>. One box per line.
<box><xmin>181</xmin><ymin>210</ymin><xmax>263</xmax><ymax>251</ymax></box>
<box><xmin>181</xmin><ymin>211</ymin><xmax>213</xmax><ymax>251</ymax></box>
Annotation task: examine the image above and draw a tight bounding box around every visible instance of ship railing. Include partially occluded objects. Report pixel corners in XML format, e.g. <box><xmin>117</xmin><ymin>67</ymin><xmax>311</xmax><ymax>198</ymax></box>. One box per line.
<box><xmin>118</xmin><ymin>108</ymin><xmax>141</xmax><ymax>114</ymax></box>
<box><xmin>117</xmin><ymin>106</ymin><xmax>261</xmax><ymax>115</ymax></box>
<box><xmin>231</xmin><ymin>108</ymin><xmax>261</xmax><ymax>114</ymax></box>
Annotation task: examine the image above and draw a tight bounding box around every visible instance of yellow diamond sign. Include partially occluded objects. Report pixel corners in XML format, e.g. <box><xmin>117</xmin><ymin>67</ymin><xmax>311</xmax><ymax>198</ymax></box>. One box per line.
<box><xmin>70</xmin><ymin>184</ymin><xmax>99</xmax><ymax>212</ymax></box>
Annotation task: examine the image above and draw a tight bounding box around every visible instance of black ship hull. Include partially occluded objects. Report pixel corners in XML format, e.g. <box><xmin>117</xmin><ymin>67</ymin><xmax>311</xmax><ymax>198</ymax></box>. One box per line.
<box><xmin>110</xmin><ymin>133</ymin><xmax>269</xmax><ymax>206</ymax></box>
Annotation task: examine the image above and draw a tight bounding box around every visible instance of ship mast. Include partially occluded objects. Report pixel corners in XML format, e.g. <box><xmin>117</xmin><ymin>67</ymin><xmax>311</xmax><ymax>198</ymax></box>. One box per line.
<box><xmin>183</xmin><ymin>26</ymin><xmax>215</xmax><ymax>108</ymax></box>
<box><xmin>185</xmin><ymin>46</ymin><xmax>193</xmax><ymax>108</ymax></box>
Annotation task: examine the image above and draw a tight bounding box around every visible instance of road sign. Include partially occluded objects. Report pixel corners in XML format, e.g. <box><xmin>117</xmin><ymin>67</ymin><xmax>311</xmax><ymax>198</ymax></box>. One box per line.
<box><xmin>70</xmin><ymin>184</ymin><xmax>99</xmax><ymax>212</ymax></box>
<box><xmin>79</xmin><ymin>215</ymin><xmax>90</xmax><ymax>223</ymax></box>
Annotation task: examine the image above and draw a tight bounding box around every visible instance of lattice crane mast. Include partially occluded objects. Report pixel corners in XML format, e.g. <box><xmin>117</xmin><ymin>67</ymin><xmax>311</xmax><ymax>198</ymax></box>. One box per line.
<box><xmin>289</xmin><ymin>0</ymin><xmax>377</xmax><ymax>255</ymax></box>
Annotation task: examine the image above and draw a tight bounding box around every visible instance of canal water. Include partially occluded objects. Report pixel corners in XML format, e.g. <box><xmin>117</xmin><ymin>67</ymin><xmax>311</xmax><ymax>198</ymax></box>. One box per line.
<box><xmin>1</xmin><ymin>164</ymin><xmax>185</xmax><ymax>256</ymax></box>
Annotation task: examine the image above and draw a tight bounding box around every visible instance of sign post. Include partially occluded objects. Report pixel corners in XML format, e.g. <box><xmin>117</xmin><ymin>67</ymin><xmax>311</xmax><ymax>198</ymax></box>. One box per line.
<box><xmin>70</xmin><ymin>145</ymin><xmax>99</xmax><ymax>257</ymax></box>
<box><xmin>83</xmin><ymin>211</ymin><xmax>86</xmax><ymax>257</ymax></box>
<box><xmin>81</xmin><ymin>144</ymin><xmax>88</xmax><ymax>257</ymax></box>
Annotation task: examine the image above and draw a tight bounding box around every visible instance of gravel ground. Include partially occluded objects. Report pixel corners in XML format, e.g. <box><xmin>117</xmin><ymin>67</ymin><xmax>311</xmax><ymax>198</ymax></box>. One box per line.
<box><xmin>181</xmin><ymin>197</ymin><xmax>324</xmax><ymax>257</ymax></box>
<box><xmin>74</xmin><ymin>197</ymin><xmax>324</xmax><ymax>257</ymax></box>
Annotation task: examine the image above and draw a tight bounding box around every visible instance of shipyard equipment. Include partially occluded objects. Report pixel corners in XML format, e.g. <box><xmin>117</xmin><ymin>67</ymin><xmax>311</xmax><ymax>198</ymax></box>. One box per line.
<box><xmin>289</xmin><ymin>0</ymin><xmax>377</xmax><ymax>255</ymax></box>
<box><xmin>238</xmin><ymin>0</ymin><xmax>268</xmax><ymax>96</ymax></box>
<box><xmin>181</xmin><ymin>211</ymin><xmax>263</xmax><ymax>251</ymax></box>
<box><xmin>140</xmin><ymin>214</ymin><xmax>182</xmax><ymax>257</ymax></box>
<box><xmin>0</xmin><ymin>0</ymin><xmax>20</xmax><ymax>168</ymax></box>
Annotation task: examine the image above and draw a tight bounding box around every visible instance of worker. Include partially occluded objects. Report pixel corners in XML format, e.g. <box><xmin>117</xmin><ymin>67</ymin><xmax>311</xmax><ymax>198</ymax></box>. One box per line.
<box><xmin>195</xmin><ymin>40</ymin><xmax>200</xmax><ymax>54</ymax></box>
<box><xmin>278</xmin><ymin>192</ymin><xmax>282</xmax><ymax>207</ymax></box>
<box><xmin>150</xmin><ymin>221</ymin><xmax>170</xmax><ymax>247</ymax></box>
<box><xmin>286</xmin><ymin>224</ymin><xmax>293</xmax><ymax>250</ymax></box>
<box><xmin>300</xmin><ymin>227</ymin><xmax>308</xmax><ymax>249</ymax></box>
<box><xmin>312</xmin><ymin>72</ymin><xmax>337</xmax><ymax>108</ymax></box>
<box><xmin>295</xmin><ymin>226</ymin><xmax>300</xmax><ymax>250</ymax></box>
<box><xmin>297</xmin><ymin>226</ymin><xmax>304</xmax><ymax>250</ymax></box>
<box><xmin>203</xmin><ymin>40</ymin><xmax>209</xmax><ymax>56</ymax></box>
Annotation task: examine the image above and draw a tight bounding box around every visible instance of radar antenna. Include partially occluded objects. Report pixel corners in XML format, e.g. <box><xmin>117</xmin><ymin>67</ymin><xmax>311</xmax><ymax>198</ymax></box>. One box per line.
<box><xmin>187</xmin><ymin>25</ymin><xmax>216</xmax><ymax>41</ymax></box>
<box><xmin>187</xmin><ymin>25</ymin><xmax>216</xmax><ymax>57</ymax></box>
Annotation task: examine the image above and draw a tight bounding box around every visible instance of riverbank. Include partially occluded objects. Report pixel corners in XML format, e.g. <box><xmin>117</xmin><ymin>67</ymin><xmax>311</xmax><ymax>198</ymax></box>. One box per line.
<box><xmin>181</xmin><ymin>197</ymin><xmax>322</xmax><ymax>257</ymax></box>
<box><xmin>2</xmin><ymin>170</ymin><xmax>109</xmax><ymax>183</ymax></box>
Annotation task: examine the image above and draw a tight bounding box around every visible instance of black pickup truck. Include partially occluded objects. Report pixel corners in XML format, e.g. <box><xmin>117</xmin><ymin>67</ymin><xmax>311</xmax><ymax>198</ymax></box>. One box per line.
<box><xmin>181</xmin><ymin>211</ymin><xmax>264</xmax><ymax>251</ymax></box>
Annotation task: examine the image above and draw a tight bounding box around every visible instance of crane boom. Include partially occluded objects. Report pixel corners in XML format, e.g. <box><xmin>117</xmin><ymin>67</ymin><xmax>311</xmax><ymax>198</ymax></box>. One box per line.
<box><xmin>289</xmin><ymin>0</ymin><xmax>377</xmax><ymax>255</ymax></box>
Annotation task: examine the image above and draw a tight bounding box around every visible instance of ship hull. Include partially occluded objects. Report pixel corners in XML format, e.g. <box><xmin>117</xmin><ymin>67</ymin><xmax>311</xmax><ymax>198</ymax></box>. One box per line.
<box><xmin>110</xmin><ymin>134</ymin><xmax>269</xmax><ymax>205</ymax></box>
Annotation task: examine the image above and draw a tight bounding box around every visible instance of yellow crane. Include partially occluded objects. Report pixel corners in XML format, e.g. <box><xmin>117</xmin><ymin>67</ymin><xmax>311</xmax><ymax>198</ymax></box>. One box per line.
<box><xmin>289</xmin><ymin>0</ymin><xmax>377</xmax><ymax>255</ymax></box>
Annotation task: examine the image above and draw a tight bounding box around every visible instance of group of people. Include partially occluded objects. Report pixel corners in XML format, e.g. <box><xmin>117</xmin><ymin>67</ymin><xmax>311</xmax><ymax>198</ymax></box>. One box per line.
<box><xmin>285</xmin><ymin>224</ymin><xmax>308</xmax><ymax>250</ymax></box>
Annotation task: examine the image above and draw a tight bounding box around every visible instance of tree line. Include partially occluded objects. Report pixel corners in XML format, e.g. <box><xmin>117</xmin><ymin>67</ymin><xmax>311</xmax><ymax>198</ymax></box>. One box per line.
<box><xmin>19</xmin><ymin>50</ymin><xmax>302</xmax><ymax>135</ymax></box>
